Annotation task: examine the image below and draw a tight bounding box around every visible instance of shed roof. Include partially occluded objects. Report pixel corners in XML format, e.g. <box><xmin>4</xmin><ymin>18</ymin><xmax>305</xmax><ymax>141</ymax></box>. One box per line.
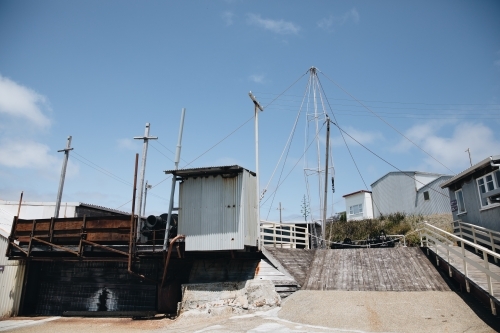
<box><xmin>164</xmin><ymin>165</ymin><xmax>255</xmax><ymax>178</ymax></box>
<box><xmin>0</xmin><ymin>200</ymin><xmax>130</xmax><ymax>216</ymax></box>
<box><xmin>370</xmin><ymin>171</ymin><xmax>449</xmax><ymax>188</ymax></box>
<box><xmin>440</xmin><ymin>155</ymin><xmax>500</xmax><ymax>189</ymax></box>
<box><xmin>342</xmin><ymin>190</ymin><xmax>372</xmax><ymax>198</ymax></box>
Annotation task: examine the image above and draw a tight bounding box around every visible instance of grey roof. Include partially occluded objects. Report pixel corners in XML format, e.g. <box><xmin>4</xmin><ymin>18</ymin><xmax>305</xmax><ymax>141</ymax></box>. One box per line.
<box><xmin>440</xmin><ymin>155</ymin><xmax>500</xmax><ymax>189</ymax></box>
<box><xmin>342</xmin><ymin>190</ymin><xmax>372</xmax><ymax>198</ymax></box>
<box><xmin>418</xmin><ymin>175</ymin><xmax>452</xmax><ymax>192</ymax></box>
<box><xmin>370</xmin><ymin>171</ymin><xmax>449</xmax><ymax>188</ymax></box>
<box><xmin>164</xmin><ymin>165</ymin><xmax>256</xmax><ymax>177</ymax></box>
<box><xmin>79</xmin><ymin>203</ymin><xmax>130</xmax><ymax>216</ymax></box>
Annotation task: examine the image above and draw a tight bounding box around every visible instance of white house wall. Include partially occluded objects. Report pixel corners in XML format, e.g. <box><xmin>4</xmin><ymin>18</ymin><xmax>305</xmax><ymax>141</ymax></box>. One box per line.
<box><xmin>414</xmin><ymin>174</ymin><xmax>439</xmax><ymax>191</ymax></box>
<box><xmin>363</xmin><ymin>193</ymin><xmax>374</xmax><ymax>219</ymax></box>
<box><xmin>0</xmin><ymin>234</ymin><xmax>25</xmax><ymax>318</ymax></box>
<box><xmin>0</xmin><ymin>201</ymin><xmax>78</xmax><ymax>230</ymax></box>
<box><xmin>345</xmin><ymin>193</ymin><xmax>373</xmax><ymax>221</ymax></box>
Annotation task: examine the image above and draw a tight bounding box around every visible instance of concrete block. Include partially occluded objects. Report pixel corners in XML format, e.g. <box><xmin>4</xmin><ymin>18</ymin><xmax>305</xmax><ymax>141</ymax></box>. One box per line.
<box><xmin>180</xmin><ymin>280</ymin><xmax>280</xmax><ymax>316</ymax></box>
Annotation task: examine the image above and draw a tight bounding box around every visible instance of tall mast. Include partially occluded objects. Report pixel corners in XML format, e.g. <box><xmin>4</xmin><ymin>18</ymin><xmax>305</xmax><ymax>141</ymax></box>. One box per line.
<box><xmin>322</xmin><ymin>115</ymin><xmax>331</xmax><ymax>247</ymax></box>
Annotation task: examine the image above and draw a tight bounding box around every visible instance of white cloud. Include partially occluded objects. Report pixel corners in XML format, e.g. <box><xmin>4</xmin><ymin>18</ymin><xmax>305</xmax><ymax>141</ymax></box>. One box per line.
<box><xmin>117</xmin><ymin>138</ymin><xmax>139</xmax><ymax>150</ymax></box>
<box><xmin>247</xmin><ymin>13</ymin><xmax>300</xmax><ymax>35</ymax></box>
<box><xmin>221</xmin><ymin>11</ymin><xmax>234</xmax><ymax>26</ymax></box>
<box><xmin>394</xmin><ymin>121</ymin><xmax>500</xmax><ymax>172</ymax></box>
<box><xmin>318</xmin><ymin>8</ymin><xmax>360</xmax><ymax>31</ymax></box>
<box><xmin>0</xmin><ymin>74</ymin><xmax>51</xmax><ymax>128</ymax></box>
<box><xmin>249</xmin><ymin>74</ymin><xmax>265</xmax><ymax>84</ymax></box>
<box><xmin>331</xmin><ymin>126</ymin><xmax>383</xmax><ymax>147</ymax></box>
<box><xmin>0</xmin><ymin>76</ymin><xmax>78</xmax><ymax>177</ymax></box>
<box><xmin>0</xmin><ymin>140</ymin><xmax>58</xmax><ymax>169</ymax></box>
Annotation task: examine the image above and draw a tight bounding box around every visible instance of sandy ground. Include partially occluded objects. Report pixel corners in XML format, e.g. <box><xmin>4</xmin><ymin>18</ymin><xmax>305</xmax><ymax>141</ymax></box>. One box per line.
<box><xmin>1</xmin><ymin>291</ymin><xmax>497</xmax><ymax>333</ymax></box>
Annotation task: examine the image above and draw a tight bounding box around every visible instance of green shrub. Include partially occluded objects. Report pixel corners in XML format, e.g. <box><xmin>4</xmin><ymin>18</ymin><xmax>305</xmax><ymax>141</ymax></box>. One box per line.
<box><xmin>325</xmin><ymin>212</ymin><xmax>450</xmax><ymax>247</ymax></box>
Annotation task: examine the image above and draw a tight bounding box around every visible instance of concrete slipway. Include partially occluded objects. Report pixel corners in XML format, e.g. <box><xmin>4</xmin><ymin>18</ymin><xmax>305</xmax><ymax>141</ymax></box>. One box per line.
<box><xmin>0</xmin><ymin>290</ymin><xmax>497</xmax><ymax>332</ymax></box>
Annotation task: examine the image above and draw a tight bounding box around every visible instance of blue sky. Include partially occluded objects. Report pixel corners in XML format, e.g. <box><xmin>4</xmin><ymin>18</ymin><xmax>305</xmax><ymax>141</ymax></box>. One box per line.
<box><xmin>0</xmin><ymin>0</ymin><xmax>499</xmax><ymax>224</ymax></box>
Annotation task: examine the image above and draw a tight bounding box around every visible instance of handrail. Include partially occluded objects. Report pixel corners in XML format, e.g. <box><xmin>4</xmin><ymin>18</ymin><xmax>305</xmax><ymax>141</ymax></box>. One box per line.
<box><xmin>452</xmin><ymin>221</ymin><xmax>500</xmax><ymax>264</ymax></box>
<box><xmin>455</xmin><ymin>221</ymin><xmax>500</xmax><ymax>236</ymax></box>
<box><xmin>260</xmin><ymin>222</ymin><xmax>309</xmax><ymax>249</ymax></box>
<box><xmin>420</xmin><ymin>222</ymin><xmax>499</xmax><ymax>315</ymax></box>
<box><xmin>423</xmin><ymin>223</ymin><xmax>500</xmax><ymax>259</ymax></box>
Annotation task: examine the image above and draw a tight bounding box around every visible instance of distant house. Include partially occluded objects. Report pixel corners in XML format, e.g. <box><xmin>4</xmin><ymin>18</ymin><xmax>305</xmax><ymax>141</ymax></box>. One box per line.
<box><xmin>371</xmin><ymin>171</ymin><xmax>452</xmax><ymax>217</ymax></box>
<box><xmin>440</xmin><ymin>155</ymin><xmax>500</xmax><ymax>232</ymax></box>
<box><xmin>343</xmin><ymin>190</ymin><xmax>373</xmax><ymax>221</ymax></box>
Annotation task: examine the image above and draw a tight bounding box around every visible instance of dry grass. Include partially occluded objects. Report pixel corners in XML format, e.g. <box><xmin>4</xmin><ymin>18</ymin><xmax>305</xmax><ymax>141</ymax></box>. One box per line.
<box><xmin>326</xmin><ymin>213</ymin><xmax>453</xmax><ymax>247</ymax></box>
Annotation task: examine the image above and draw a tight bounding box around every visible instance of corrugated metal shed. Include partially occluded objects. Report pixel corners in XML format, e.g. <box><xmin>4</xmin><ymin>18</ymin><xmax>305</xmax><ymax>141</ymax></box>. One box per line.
<box><xmin>167</xmin><ymin>165</ymin><xmax>258</xmax><ymax>251</ymax></box>
<box><xmin>0</xmin><ymin>229</ymin><xmax>25</xmax><ymax>318</ymax></box>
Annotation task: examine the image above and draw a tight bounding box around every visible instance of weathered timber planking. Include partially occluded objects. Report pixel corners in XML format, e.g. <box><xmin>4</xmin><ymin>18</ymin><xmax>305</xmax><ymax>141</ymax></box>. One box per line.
<box><xmin>432</xmin><ymin>244</ymin><xmax>500</xmax><ymax>301</ymax></box>
<box><xmin>263</xmin><ymin>247</ymin><xmax>451</xmax><ymax>292</ymax></box>
<box><xmin>264</xmin><ymin>247</ymin><xmax>315</xmax><ymax>286</ymax></box>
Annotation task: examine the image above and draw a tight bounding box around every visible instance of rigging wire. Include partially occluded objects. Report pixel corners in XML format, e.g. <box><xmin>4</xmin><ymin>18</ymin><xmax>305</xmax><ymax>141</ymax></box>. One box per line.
<box><xmin>314</xmin><ymin>73</ymin><xmax>380</xmax><ymax>214</ymax></box>
<box><xmin>260</xmin><ymin>122</ymin><xmax>326</xmax><ymax>208</ymax></box>
<box><xmin>318</xmin><ymin>70</ymin><xmax>454</xmax><ymax>173</ymax></box>
<box><xmin>262</xmin><ymin>70</ymin><xmax>309</xmax><ymax>109</ymax></box>
<box><xmin>263</xmin><ymin>81</ymin><xmax>310</xmax><ymax>219</ymax></box>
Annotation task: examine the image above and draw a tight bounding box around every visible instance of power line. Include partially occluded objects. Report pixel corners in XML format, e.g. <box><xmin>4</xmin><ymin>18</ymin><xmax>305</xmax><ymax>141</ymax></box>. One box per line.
<box><xmin>332</xmin><ymin>122</ymin><xmax>449</xmax><ymax>199</ymax></box>
<box><xmin>71</xmin><ymin>154</ymin><xmax>132</xmax><ymax>187</ymax></box>
<box><xmin>253</xmin><ymin>91</ymin><xmax>500</xmax><ymax>107</ymax></box>
<box><xmin>318</xmin><ymin>70</ymin><xmax>454</xmax><ymax>173</ymax></box>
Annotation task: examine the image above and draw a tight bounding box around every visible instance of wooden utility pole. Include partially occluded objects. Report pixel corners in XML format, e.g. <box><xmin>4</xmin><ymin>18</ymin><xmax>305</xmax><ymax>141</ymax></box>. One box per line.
<box><xmin>134</xmin><ymin>123</ymin><xmax>157</xmax><ymax>240</ymax></box>
<box><xmin>249</xmin><ymin>92</ymin><xmax>264</xmax><ymax>250</ymax></box>
<box><xmin>465</xmin><ymin>148</ymin><xmax>472</xmax><ymax>167</ymax></box>
<box><xmin>54</xmin><ymin>136</ymin><xmax>73</xmax><ymax>218</ymax></box>
<box><xmin>277</xmin><ymin>202</ymin><xmax>284</xmax><ymax>223</ymax></box>
<box><xmin>163</xmin><ymin>108</ymin><xmax>186</xmax><ymax>251</ymax></box>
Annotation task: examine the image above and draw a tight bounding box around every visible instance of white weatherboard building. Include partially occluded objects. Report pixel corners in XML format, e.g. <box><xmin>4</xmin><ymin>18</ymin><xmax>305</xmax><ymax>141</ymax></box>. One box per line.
<box><xmin>343</xmin><ymin>190</ymin><xmax>374</xmax><ymax>221</ymax></box>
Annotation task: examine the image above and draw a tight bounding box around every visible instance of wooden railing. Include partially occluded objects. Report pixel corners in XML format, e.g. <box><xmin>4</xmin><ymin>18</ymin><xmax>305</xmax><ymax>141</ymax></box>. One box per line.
<box><xmin>260</xmin><ymin>222</ymin><xmax>309</xmax><ymax>249</ymax></box>
<box><xmin>451</xmin><ymin>220</ymin><xmax>500</xmax><ymax>264</ymax></box>
<box><xmin>420</xmin><ymin>222</ymin><xmax>500</xmax><ymax>315</ymax></box>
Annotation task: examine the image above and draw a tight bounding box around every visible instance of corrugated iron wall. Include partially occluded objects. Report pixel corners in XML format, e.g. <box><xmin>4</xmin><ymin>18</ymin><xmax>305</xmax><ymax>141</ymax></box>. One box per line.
<box><xmin>0</xmin><ymin>235</ymin><xmax>25</xmax><ymax>318</ymax></box>
<box><xmin>415</xmin><ymin>177</ymin><xmax>452</xmax><ymax>216</ymax></box>
<box><xmin>179</xmin><ymin>170</ymin><xmax>257</xmax><ymax>251</ymax></box>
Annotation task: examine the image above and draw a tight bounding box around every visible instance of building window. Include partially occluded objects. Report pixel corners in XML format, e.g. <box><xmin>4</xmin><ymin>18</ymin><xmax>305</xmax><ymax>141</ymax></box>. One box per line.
<box><xmin>476</xmin><ymin>170</ymin><xmax>500</xmax><ymax>208</ymax></box>
<box><xmin>455</xmin><ymin>189</ymin><xmax>466</xmax><ymax>214</ymax></box>
<box><xmin>349</xmin><ymin>204</ymin><xmax>363</xmax><ymax>215</ymax></box>
<box><xmin>423</xmin><ymin>191</ymin><xmax>430</xmax><ymax>200</ymax></box>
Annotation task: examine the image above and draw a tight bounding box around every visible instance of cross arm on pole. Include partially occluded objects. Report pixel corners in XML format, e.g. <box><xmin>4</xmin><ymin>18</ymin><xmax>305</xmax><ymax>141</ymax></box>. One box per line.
<box><xmin>249</xmin><ymin>91</ymin><xmax>264</xmax><ymax>111</ymax></box>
